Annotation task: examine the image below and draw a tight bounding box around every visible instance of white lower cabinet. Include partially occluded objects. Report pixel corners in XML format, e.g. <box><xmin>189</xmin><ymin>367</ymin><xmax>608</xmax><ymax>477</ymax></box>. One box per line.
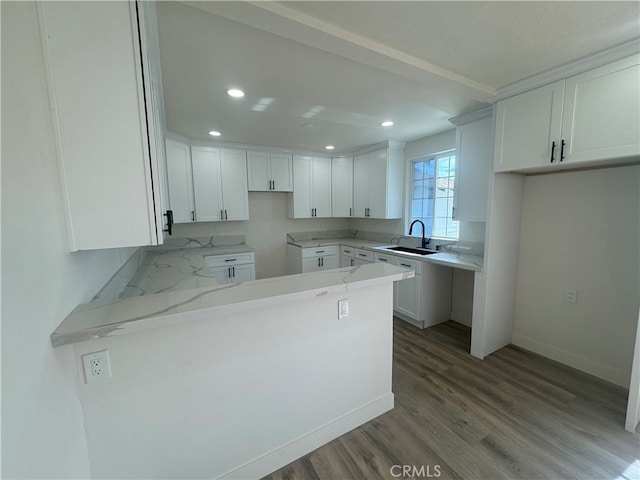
<box><xmin>204</xmin><ymin>252</ymin><xmax>255</xmax><ymax>285</ymax></box>
<box><xmin>287</xmin><ymin>245</ymin><xmax>338</xmax><ymax>274</ymax></box>
<box><xmin>340</xmin><ymin>246</ymin><xmax>355</xmax><ymax>267</ymax></box>
<box><xmin>373</xmin><ymin>251</ymin><xmax>452</xmax><ymax>329</ymax></box>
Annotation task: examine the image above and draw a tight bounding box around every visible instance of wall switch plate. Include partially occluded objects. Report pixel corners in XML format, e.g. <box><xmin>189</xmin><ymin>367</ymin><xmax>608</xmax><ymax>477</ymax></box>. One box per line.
<box><xmin>338</xmin><ymin>299</ymin><xmax>350</xmax><ymax>319</ymax></box>
<box><xmin>82</xmin><ymin>350</ymin><xmax>112</xmax><ymax>384</ymax></box>
<box><xmin>564</xmin><ymin>289</ymin><xmax>578</xmax><ymax>304</ymax></box>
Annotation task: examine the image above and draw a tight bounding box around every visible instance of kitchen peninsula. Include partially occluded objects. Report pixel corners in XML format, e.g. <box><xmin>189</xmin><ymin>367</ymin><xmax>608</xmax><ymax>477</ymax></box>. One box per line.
<box><xmin>50</xmin><ymin>241</ymin><xmax>412</xmax><ymax>479</ymax></box>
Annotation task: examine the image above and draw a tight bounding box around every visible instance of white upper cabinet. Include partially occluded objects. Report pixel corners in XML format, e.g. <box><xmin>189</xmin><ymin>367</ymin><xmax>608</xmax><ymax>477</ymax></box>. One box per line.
<box><xmin>561</xmin><ymin>57</ymin><xmax>640</xmax><ymax>164</ymax></box>
<box><xmin>220</xmin><ymin>149</ymin><xmax>249</xmax><ymax>221</ymax></box>
<box><xmin>247</xmin><ymin>151</ymin><xmax>293</xmax><ymax>192</ymax></box>
<box><xmin>191</xmin><ymin>147</ymin><xmax>223</xmax><ymax>222</ymax></box>
<box><xmin>495</xmin><ymin>56</ymin><xmax>640</xmax><ymax>173</ymax></box>
<box><xmin>39</xmin><ymin>1</ymin><xmax>164</xmax><ymax>250</ymax></box>
<box><xmin>331</xmin><ymin>156</ymin><xmax>354</xmax><ymax>217</ymax></box>
<box><xmin>287</xmin><ymin>156</ymin><xmax>332</xmax><ymax>218</ymax></box>
<box><xmin>453</xmin><ymin>115</ymin><xmax>493</xmax><ymax>222</ymax></box>
<box><xmin>190</xmin><ymin>147</ymin><xmax>249</xmax><ymax>222</ymax></box>
<box><xmin>165</xmin><ymin>139</ymin><xmax>195</xmax><ymax>223</ymax></box>
<box><xmin>494</xmin><ymin>82</ymin><xmax>564</xmax><ymax>172</ymax></box>
<box><xmin>352</xmin><ymin>143</ymin><xmax>404</xmax><ymax>219</ymax></box>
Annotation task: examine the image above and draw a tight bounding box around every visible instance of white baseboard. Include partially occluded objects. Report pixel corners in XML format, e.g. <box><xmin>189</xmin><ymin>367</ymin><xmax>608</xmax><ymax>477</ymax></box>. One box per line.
<box><xmin>511</xmin><ymin>333</ymin><xmax>630</xmax><ymax>388</ymax></box>
<box><xmin>219</xmin><ymin>393</ymin><xmax>394</xmax><ymax>480</ymax></box>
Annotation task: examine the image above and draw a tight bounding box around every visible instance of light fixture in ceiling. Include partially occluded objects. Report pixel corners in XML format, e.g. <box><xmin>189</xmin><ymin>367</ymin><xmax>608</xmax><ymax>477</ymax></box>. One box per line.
<box><xmin>381</xmin><ymin>120</ymin><xmax>394</xmax><ymax>127</ymax></box>
<box><xmin>209</xmin><ymin>130</ymin><xmax>222</xmax><ymax>137</ymax></box>
<box><xmin>227</xmin><ymin>88</ymin><xmax>245</xmax><ymax>98</ymax></box>
<box><xmin>325</xmin><ymin>145</ymin><xmax>335</xmax><ymax>151</ymax></box>
<box><xmin>301</xmin><ymin>123</ymin><xmax>314</xmax><ymax>129</ymax></box>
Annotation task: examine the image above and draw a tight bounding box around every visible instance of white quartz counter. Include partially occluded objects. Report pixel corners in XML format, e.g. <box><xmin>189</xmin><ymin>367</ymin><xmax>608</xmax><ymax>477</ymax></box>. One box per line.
<box><xmin>120</xmin><ymin>245</ymin><xmax>254</xmax><ymax>297</ymax></box>
<box><xmin>288</xmin><ymin>238</ymin><xmax>484</xmax><ymax>272</ymax></box>
<box><xmin>51</xmin><ymin>263</ymin><xmax>413</xmax><ymax>347</ymax></box>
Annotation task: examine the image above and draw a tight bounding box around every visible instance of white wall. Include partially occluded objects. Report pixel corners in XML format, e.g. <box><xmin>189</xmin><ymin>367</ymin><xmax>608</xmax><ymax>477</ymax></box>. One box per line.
<box><xmin>1</xmin><ymin>3</ymin><xmax>138</xmax><ymax>477</ymax></box>
<box><xmin>72</xmin><ymin>283</ymin><xmax>395</xmax><ymax>479</ymax></box>
<box><xmin>513</xmin><ymin>165</ymin><xmax>640</xmax><ymax>387</ymax></box>
<box><xmin>172</xmin><ymin>192</ymin><xmax>349</xmax><ymax>278</ymax></box>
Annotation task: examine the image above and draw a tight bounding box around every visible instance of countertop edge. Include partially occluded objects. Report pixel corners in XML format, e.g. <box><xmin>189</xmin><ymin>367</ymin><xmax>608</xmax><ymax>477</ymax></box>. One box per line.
<box><xmin>51</xmin><ymin>264</ymin><xmax>413</xmax><ymax>347</ymax></box>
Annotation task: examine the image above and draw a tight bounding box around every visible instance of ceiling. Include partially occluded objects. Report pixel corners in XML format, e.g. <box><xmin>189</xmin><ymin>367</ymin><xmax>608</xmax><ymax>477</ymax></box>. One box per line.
<box><xmin>157</xmin><ymin>1</ymin><xmax>639</xmax><ymax>154</ymax></box>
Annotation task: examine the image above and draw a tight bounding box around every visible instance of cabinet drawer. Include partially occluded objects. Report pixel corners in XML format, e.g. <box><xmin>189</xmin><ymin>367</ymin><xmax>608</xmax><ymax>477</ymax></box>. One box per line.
<box><xmin>354</xmin><ymin>248</ymin><xmax>373</xmax><ymax>262</ymax></box>
<box><xmin>395</xmin><ymin>257</ymin><xmax>422</xmax><ymax>274</ymax></box>
<box><xmin>204</xmin><ymin>252</ymin><xmax>255</xmax><ymax>268</ymax></box>
<box><xmin>374</xmin><ymin>252</ymin><xmax>399</xmax><ymax>265</ymax></box>
<box><xmin>301</xmin><ymin>245</ymin><xmax>338</xmax><ymax>258</ymax></box>
<box><xmin>340</xmin><ymin>246</ymin><xmax>355</xmax><ymax>256</ymax></box>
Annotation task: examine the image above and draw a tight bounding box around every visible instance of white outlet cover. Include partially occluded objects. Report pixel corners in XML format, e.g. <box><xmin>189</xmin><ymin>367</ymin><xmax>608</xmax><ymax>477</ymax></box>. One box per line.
<box><xmin>338</xmin><ymin>299</ymin><xmax>350</xmax><ymax>319</ymax></box>
<box><xmin>82</xmin><ymin>350</ymin><xmax>112</xmax><ymax>384</ymax></box>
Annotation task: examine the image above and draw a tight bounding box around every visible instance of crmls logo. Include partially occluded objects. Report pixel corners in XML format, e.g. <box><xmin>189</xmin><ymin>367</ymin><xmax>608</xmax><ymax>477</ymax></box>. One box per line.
<box><xmin>390</xmin><ymin>464</ymin><xmax>441</xmax><ymax>478</ymax></box>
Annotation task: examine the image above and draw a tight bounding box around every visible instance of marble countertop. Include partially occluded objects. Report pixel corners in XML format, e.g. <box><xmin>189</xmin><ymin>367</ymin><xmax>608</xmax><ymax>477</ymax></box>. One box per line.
<box><xmin>288</xmin><ymin>238</ymin><xmax>484</xmax><ymax>272</ymax></box>
<box><xmin>51</xmin><ymin>263</ymin><xmax>413</xmax><ymax>347</ymax></box>
<box><xmin>120</xmin><ymin>245</ymin><xmax>254</xmax><ymax>298</ymax></box>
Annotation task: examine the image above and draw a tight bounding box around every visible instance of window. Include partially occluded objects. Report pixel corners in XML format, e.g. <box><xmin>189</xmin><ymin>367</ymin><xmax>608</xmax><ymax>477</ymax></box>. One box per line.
<box><xmin>410</xmin><ymin>151</ymin><xmax>459</xmax><ymax>239</ymax></box>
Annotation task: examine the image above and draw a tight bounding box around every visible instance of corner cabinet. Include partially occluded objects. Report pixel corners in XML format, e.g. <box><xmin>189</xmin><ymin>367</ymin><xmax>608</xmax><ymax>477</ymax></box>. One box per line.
<box><xmin>331</xmin><ymin>156</ymin><xmax>354</xmax><ymax>217</ymax></box>
<box><xmin>247</xmin><ymin>151</ymin><xmax>293</xmax><ymax>192</ymax></box>
<box><xmin>191</xmin><ymin>147</ymin><xmax>249</xmax><ymax>222</ymax></box>
<box><xmin>165</xmin><ymin>139</ymin><xmax>195</xmax><ymax>224</ymax></box>
<box><xmin>39</xmin><ymin>1</ymin><xmax>165</xmax><ymax>250</ymax></box>
<box><xmin>451</xmin><ymin>112</ymin><xmax>493</xmax><ymax>222</ymax></box>
<box><xmin>495</xmin><ymin>55</ymin><xmax>640</xmax><ymax>173</ymax></box>
<box><xmin>352</xmin><ymin>142</ymin><xmax>404</xmax><ymax>219</ymax></box>
<box><xmin>287</xmin><ymin>156</ymin><xmax>332</xmax><ymax>218</ymax></box>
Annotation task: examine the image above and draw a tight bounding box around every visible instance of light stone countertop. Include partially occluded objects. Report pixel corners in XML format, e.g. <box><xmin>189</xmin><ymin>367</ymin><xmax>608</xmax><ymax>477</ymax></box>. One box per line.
<box><xmin>120</xmin><ymin>245</ymin><xmax>254</xmax><ymax>298</ymax></box>
<box><xmin>288</xmin><ymin>238</ymin><xmax>484</xmax><ymax>272</ymax></box>
<box><xmin>51</xmin><ymin>263</ymin><xmax>413</xmax><ymax>347</ymax></box>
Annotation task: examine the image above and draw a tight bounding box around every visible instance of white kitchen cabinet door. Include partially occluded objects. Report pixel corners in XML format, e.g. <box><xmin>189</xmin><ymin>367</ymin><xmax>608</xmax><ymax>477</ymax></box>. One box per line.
<box><xmin>367</xmin><ymin>148</ymin><xmax>389</xmax><ymax>219</ymax></box>
<box><xmin>165</xmin><ymin>139</ymin><xmax>194</xmax><ymax>223</ymax></box>
<box><xmin>302</xmin><ymin>257</ymin><xmax>322</xmax><ymax>273</ymax></box>
<box><xmin>288</xmin><ymin>156</ymin><xmax>332</xmax><ymax>218</ymax></box>
<box><xmin>220</xmin><ymin>149</ymin><xmax>249</xmax><ymax>221</ymax></box>
<box><xmin>39</xmin><ymin>1</ymin><xmax>162</xmax><ymax>250</ymax></box>
<box><xmin>191</xmin><ymin>147</ymin><xmax>223</xmax><ymax>222</ymax></box>
<box><xmin>321</xmin><ymin>255</ymin><xmax>338</xmax><ymax>270</ymax></box>
<box><xmin>561</xmin><ymin>56</ymin><xmax>640</xmax><ymax>165</ymax></box>
<box><xmin>270</xmin><ymin>154</ymin><xmax>293</xmax><ymax>192</ymax></box>
<box><xmin>494</xmin><ymin>81</ymin><xmax>564</xmax><ymax>172</ymax></box>
<box><xmin>332</xmin><ymin>156</ymin><xmax>353</xmax><ymax>217</ymax></box>
<box><xmin>340</xmin><ymin>254</ymin><xmax>355</xmax><ymax>267</ymax></box>
<box><xmin>312</xmin><ymin>157</ymin><xmax>332</xmax><ymax>217</ymax></box>
<box><xmin>352</xmin><ymin>145</ymin><xmax>403</xmax><ymax>219</ymax></box>
<box><xmin>247</xmin><ymin>151</ymin><xmax>270</xmax><ymax>191</ymax></box>
<box><xmin>453</xmin><ymin>116</ymin><xmax>493</xmax><ymax>222</ymax></box>
<box><xmin>209</xmin><ymin>266</ymin><xmax>230</xmax><ymax>285</ymax></box>
<box><xmin>352</xmin><ymin>153</ymin><xmax>369</xmax><ymax>218</ymax></box>
<box><xmin>395</xmin><ymin>274</ymin><xmax>420</xmax><ymax>320</ymax></box>
<box><xmin>289</xmin><ymin>156</ymin><xmax>313</xmax><ymax>218</ymax></box>
<box><xmin>231</xmin><ymin>263</ymin><xmax>255</xmax><ymax>282</ymax></box>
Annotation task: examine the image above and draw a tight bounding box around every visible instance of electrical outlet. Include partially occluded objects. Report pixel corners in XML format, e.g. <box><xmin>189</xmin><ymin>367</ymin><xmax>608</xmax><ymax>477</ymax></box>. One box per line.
<box><xmin>338</xmin><ymin>299</ymin><xmax>350</xmax><ymax>319</ymax></box>
<box><xmin>564</xmin><ymin>289</ymin><xmax>578</xmax><ymax>304</ymax></box>
<box><xmin>82</xmin><ymin>350</ymin><xmax>112</xmax><ymax>384</ymax></box>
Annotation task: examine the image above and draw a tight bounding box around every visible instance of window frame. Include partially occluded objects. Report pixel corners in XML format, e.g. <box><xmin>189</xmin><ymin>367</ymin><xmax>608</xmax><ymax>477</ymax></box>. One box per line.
<box><xmin>406</xmin><ymin>149</ymin><xmax>459</xmax><ymax>241</ymax></box>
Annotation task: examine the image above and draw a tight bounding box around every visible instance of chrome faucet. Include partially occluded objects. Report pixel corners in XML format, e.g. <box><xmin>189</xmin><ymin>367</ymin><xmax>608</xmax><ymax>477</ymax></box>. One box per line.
<box><xmin>409</xmin><ymin>220</ymin><xmax>431</xmax><ymax>249</ymax></box>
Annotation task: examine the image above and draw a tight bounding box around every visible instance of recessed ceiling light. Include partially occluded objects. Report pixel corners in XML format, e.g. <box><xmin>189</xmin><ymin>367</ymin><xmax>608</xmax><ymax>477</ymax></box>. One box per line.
<box><xmin>301</xmin><ymin>123</ymin><xmax>315</xmax><ymax>129</ymax></box>
<box><xmin>325</xmin><ymin>145</ymin><xmax>335</xmax><ymax>151</ymax></box>
<box><xmin>209</xmin><ymin>130</ymin><xmax>221</xmax><ymax>137</ymax></box>
<box><xmin>381</xmin><ymin>120</ymin><xmax>394</xmax><ymax>127</ymax></box>
<box><xmin>227</xmin><ymin>89</ymin><xmax>245</xmax><ymax>98</ymax></box>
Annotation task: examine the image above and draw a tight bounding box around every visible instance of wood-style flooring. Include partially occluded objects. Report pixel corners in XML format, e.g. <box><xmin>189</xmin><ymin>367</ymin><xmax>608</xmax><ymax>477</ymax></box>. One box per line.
<box><xmin>263</xmin><ymin>319</ymin><xmax>640</xmax><ymax>480</ymax></box>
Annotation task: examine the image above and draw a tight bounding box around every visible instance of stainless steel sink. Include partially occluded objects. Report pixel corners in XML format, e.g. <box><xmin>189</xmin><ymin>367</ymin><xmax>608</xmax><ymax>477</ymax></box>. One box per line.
<box><xmin>385</xmin><ymin>246</ymin><xmax>438</xmax><ymax>256</ymax></box>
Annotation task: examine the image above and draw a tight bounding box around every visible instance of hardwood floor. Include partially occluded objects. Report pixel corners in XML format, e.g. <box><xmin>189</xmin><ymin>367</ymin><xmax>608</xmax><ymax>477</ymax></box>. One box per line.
<box><xmin>263</xmin><ymin>319</ymin><xmax>640</xmax><ymax>480</ymax></box>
